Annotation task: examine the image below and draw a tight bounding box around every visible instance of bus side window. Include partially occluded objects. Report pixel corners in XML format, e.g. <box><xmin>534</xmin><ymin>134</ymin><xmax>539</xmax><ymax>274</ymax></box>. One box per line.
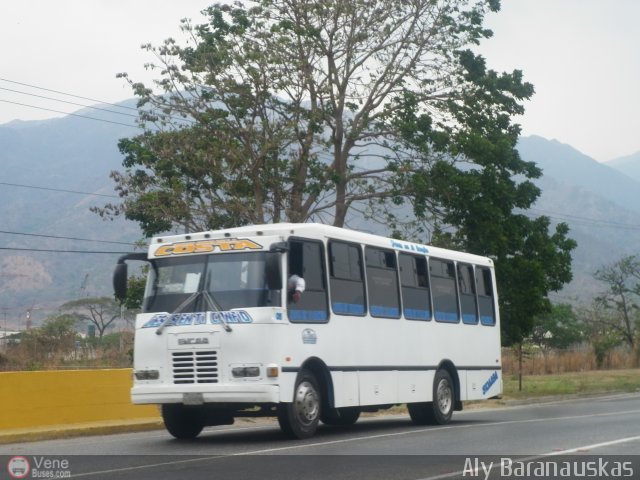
<box><xmin>430</xmin><ymin>258</ymin><xmax>459</xmax><ymax>323</ymax></box>
<box><xmin>365</xmin><ymin>247</ymin><xmax>400</xmax><ymax>318</ymax></box>
<box><xmin>399</xmin><ymin>253</ymin><xmax>431</xmax><ymax>321</ymax></box>
<box><xmin>476</xmin><ymin>267</ymin><xmax>496</xmax><ymax>326</ymax></box>
<box><xmin>457</xmin><ymin>263</ymin><xmax>478</xmax><ymax>324</ymax></box>
<box><xmin>288</xmin><ymin>240</ymin><xmax>329</xmax><ymax>323</ymax></box>
<box><xmin>329</xmin><ymin>241</ymin><xmax>366</xmax><ymax>315</ymax></box>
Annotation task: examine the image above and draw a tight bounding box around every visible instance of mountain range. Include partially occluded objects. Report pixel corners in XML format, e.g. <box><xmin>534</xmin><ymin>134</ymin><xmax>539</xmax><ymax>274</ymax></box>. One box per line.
<box><xmin>0</xmin><ymin>104</ymin><xmax>143</xmax><ymax>328</ymax></box>
<box><xmin>518</xmin><ymin>136</ymin><xmax>640</xmax><ymax>302</ymax></box>
<box><xmin>1</xmin><ymin>102</ymin><xmax>640</xmax><ymax>327</ymax></box>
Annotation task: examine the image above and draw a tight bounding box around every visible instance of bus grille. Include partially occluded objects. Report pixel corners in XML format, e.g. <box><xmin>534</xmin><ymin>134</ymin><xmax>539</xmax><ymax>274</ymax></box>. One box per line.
<box><xmin>171</xmin><ymin>351</ymin><xmax>219</xmax><ymax>384</ymax></box>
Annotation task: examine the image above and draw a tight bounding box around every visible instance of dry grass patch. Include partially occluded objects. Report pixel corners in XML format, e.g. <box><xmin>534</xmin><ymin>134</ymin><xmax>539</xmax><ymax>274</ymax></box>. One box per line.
<box><xmin>503</xmin><ymin>368</ymin><xmax>640</xmax><ymax>400</ymax></box>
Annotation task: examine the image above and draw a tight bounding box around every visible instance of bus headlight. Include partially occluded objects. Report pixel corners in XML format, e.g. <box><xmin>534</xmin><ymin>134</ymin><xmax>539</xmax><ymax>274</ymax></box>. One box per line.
<box><xmin>232</xmin><ymin>366</ymin><xmax>260</xmax><ymax>378</ymax></box>
<box><xmin>134</xmin><ymin>369</ymin><xmax>160</xmax><ymax>380</ymax></box>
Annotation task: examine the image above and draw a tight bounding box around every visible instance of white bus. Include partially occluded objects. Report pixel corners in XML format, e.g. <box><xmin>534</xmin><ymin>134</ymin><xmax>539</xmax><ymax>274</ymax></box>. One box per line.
<box><xmin>114</xmin><ymin>223</ymin><xmax>502</xmax><ymax>440</ymax></box>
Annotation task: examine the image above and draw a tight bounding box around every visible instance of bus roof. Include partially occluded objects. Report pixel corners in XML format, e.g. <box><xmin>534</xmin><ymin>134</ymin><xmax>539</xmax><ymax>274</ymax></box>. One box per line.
<box><xmin>150</xmin><ymin>223</ymin><xmax>493</xmax><ymax>267</ymax></box>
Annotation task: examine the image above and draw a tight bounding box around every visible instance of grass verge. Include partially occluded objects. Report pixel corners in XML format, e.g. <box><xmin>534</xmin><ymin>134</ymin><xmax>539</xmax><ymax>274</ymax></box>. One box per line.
<box><xmin>367</xmin><ymin>369</ymin><xmax>640</xmax><ymax>416</ymax></box>
<box><xmin>502</xmin><ymin>368</ymin><xmax>640</xmax><ymax>400</ymax></box>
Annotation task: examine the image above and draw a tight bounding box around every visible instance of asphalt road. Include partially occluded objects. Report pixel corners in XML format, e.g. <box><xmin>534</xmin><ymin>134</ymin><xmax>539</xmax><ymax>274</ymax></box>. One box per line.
<box><xmin>2</xmin><ymin>393</ymin><xmax>639</xmax><ymax>479</ymax></box>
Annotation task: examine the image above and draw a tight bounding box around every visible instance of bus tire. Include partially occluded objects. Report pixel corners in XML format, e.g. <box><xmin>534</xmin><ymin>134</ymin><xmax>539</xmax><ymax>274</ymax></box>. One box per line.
<box><xmin>321</xmin><ymin>407</ymin><xmax>361</xmax><ymax>426</ymax></box>
<box><xmin>161</xmin><ymin>404</ymin><xmax>205</xmax><ymax>440</ymax></box>
<box><xmin>408</xmin><ymin>369</ymin><xmax>454</xmax><ymax>425</ymax></box>
<box><xmin>277</xmin><ymin>369</ymin><xmax>321</xmax><ymax>439</ymax></box>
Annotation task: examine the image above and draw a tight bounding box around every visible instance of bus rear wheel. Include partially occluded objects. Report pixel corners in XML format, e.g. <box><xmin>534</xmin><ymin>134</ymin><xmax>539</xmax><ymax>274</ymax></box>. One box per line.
<box><xmin>408</xmin><ymin>369</ymin><xmax>454</xmax><ymax>425</ymax></box>
<box><xmin>278</xmin><ymin>369</ymin><xmax>321</xmax><ymax>439</ymax></box>
<box><xmin>161</xmin><ymin>404</ymin><xmax>205</xmax><ymax>440</ymax></box>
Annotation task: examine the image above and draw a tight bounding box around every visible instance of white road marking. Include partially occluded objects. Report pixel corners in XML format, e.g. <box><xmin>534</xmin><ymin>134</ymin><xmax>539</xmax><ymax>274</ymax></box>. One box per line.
<box><xmin>416</xmin><ymin>434</ymin><xmax>640</xmax><ymax>480</ymax></box>
<box><xmin>70</xmin><ymin>407</ymin><xmax>640</xmax><ymax>478</ymax></box>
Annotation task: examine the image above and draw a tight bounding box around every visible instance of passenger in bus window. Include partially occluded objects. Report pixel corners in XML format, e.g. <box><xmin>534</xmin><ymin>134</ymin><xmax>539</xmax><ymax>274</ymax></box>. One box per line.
<box><xmin>288</xmin><ymin>274</ymin><xmax>306</xmax><ymax>303</ymax></box>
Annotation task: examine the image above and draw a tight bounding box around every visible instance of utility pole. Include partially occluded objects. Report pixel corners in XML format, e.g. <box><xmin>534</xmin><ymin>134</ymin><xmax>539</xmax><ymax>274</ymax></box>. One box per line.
<box><xmin>1</xmin><ymin>306</ymin><xmax>9</xmax><ymax>345</ymax></box>
<box><xmin>25</xmin><ymin>306</ymin><xmax>41</xmax><ymax>330</ymax></box>
<box><xmin>80</xmin><ymin>274</ymin><xmax>89</xmax><ymax>297</ymax></box>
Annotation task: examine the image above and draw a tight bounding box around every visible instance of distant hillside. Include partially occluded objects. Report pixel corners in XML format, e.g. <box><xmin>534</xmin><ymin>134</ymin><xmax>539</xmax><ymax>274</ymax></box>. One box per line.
<box><xmin>1</xmin><ymin>104</ymin><xmax>639</xmax><ymax>326</ymax></box>
<box><xmin>518</xmin><ymin>136</ymin><xmax>640</xmax><ymax>213</ymax></box>
<box><xmin>518</xmin><ymin>136</ymin><xmax>640</xmax><ymax>302</ymax></box>
<box><xmin>0</xmin><ymin>102</ymin><xmax>144</xmax><ymax>328</ymax></box>
<box><xmin>606</xmin><ymin>151</ymin><xmax>640</xmax><ymax>183</ymax></box>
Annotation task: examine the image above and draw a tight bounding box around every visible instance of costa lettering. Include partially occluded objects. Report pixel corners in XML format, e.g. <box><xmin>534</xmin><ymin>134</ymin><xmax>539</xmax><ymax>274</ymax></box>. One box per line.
<box><xmin>155</xmin><ymin>238</ymin><xmax>263</xmax><ymax>256</ymax></box>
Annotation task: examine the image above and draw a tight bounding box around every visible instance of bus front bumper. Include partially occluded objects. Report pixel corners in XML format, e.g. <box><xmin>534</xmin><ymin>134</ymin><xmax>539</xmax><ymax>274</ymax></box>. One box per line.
<box><xmin>131</xmin><ymin>383</ymin><xmax>280</xmax><ymax>405</ymax></box>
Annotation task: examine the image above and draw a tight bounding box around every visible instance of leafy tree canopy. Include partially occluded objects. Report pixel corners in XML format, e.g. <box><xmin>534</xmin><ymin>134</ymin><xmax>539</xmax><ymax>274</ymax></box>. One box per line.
<box><xmin>531</xmin><ymin>304</ymin><xmax>584</xmax><ymax>350</ymax></box>
<box><xmin>19</xmin><ymin>314</ymin><xmax>79</xmax><ymax>359</ymax></box>
<box><xmin>123</xmin><ymin>273</ymin><xmax>146</xmax><ymax>311</ymax></box>
<box><xmin>96</xmin><ymin>0</ymin><xmax>513</xmax><ymax>232</ymax></box>
<box><xmin>96</xmin><ymin>0</ymin><xmax>576</xmax><ymax>344</ymax></box>
<box><xmin>593</xmin><ymin>255</ymin><xmax>640</xmax><ymax>348</ymax></box>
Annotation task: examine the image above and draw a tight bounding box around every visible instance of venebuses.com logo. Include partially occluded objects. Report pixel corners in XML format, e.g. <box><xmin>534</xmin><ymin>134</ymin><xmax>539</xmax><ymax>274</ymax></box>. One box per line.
<box><xmin>6</xmin><ymin>456</ymin><xmax>71</xmax><ymax>479</ymax></box>
<box><xmin>7</xmin><ymin>456</ymin><xmax>30</xmax><ymax>479</ymax></box>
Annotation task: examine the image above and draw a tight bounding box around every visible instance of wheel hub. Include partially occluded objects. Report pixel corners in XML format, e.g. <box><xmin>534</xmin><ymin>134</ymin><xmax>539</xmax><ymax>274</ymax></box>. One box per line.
<box><xmin>294</xmin><ymin>380</ymin><xmax>320</xmax><ymax>425</ymax></box>
<box><xmin>436</xmin><ymin>378</ymin><xmax>453</xmax><ymax>414</ymax></box>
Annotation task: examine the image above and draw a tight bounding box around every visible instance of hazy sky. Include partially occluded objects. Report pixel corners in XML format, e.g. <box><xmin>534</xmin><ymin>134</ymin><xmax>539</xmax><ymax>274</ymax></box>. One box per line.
<box><xmin>1</xmin><ymin>0</ymin><xmax>638</xmax><ymax>162</ymax></box>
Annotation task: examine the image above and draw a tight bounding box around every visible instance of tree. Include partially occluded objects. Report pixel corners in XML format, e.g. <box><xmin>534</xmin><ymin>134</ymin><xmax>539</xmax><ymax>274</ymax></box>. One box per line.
<box><xmin>493</xmin><ymin>219</ymin><xmax>575</xmax><ymax>345</ymax></box>
<box><xmin>531</xmin><ymin>304</ymin><xmax>584</xmax><ymax>350</ymax></box>
<box><xmin>578</xmin><ymin>303</ymin><xmax>626</xmax><ymax>369</ymax></box>
<box><xmin>95</xmin><ymin>0</ymin><xmax>519</xmax><ymax>233</ymax></box>
<box><xmin>388</xmin><ymin>46</ymin><xmax>576</xmax><ymax>345</ymax></box>
<box><xmin>61</xmin><ymin>297</ymin><xmax>121</xmax><ymax>340</ymax></box>
<box><xmin>16</xmin><ymin>314</ymin><xmax>79</xmax><ymax>368</ymax></box>
<box><xmin>124</xmin><ymin>273</ymin><xmax>146</xmax><ymax>311</ymax></box>
<box><xmin>593</xmin><ymin>255</ymin><xmax>640</xmax><ymax>349</ymax></box>
<box><xmin>96</xmin><ymin>0</ymin><xmax>575</xmax><ymax>343</ymax></box>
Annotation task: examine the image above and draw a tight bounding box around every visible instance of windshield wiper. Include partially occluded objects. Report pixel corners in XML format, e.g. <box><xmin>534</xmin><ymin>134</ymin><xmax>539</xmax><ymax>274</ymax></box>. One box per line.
<box><xmin>202</xmin><ymin>291</ymin><xmax>232</xmax><ymax>332</ymax></box>
<box><xmin>155</xmin><ymin>291</ymin><xmax>200</xmax><ymax>335</ymax></box>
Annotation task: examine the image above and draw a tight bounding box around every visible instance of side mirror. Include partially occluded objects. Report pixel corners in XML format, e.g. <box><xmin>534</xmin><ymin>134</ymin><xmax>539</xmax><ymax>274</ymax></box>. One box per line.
<box><xmin>270</xmin><ymin>241</ymin><xmax>289</xmax><ymax>253</ymax></box>
<box><xmin>113</xmin><ymin>252</ymin><xmax>148</xmax><ymax>302</ymax></box>
<box><xmin>265</xmin><ymin>252</ymin><xmax>282</xmax><ymax>290</ymax></box>
<box><xmin>113</xmin><ymin>263</ymin><xmax>128</xmax><ymax>301</ymax></box>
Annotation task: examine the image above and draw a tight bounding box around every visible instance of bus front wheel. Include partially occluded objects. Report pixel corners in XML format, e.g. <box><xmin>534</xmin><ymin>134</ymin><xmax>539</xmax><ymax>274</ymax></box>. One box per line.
<box><xmin>321</xmin><ymin>406</ymin><xmax>361</xmax><ymax>426</ymax></box>
<box><xmin>278</xmin><ymin>369</ymin><xmax>321</xmax><ymax>439</ymax></box>
<box><xmin>161</xmin><ymin>404</ymin><xmax>205</xmax><ymax>440</ymax></box>
<box><xmin>408</xmin><ymin>369</ymin><xmax>454</xmax><ymax>425</ymax></box>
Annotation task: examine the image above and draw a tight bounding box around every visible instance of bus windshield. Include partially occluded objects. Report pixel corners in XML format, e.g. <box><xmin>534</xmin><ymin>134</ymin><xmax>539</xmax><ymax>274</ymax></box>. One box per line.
<box><xmin>143</xmin><ymin>252</ymin><xmax>281</xmax><ymax>313</ymax></box>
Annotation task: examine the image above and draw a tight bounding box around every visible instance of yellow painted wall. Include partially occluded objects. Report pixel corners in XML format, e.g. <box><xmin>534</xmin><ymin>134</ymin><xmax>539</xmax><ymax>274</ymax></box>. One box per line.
<box><xmin>0</xmin><ymin>369</ymin><xmax>159</xmax><ymax>430</ymax></box>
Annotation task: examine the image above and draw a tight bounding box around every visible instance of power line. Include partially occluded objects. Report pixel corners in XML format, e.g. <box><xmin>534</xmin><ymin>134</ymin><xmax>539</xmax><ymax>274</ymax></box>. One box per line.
<box><xmin>0</xmin><ymin>99</ymin><xmax>140</xmax><ymax>129</ymax></box>
<box><xmin>529</xmin><ymin>207</ymin><xmax>640</xmax><ymax>229</ymax></box>
<box><xmin>526</xmin><ymin>208</ymin><xmax>640</xmax><ymax>231</ymax></box>
<box><xmin>4</xmin><ymin>179</ymin><xmax>640</xmax><ymax>233</ymax></box>
<box><xmin>0</xmin><ymin>77</ymin><xmax>140</xmax><ymax>113</ymax></box>
<box><xmin>0</xmin><ymin>77</ymin><xmax>196</xmax><ymax>126</ymax></box>
<box><xmin>0</xmin><ymin>181</ymin><xmax>119</xmax><ymax>198</ymax></box>
<box><xmin>0</xmin><ymin>247</ymin><xmax>134</xmax><ymax>254</ymax></box>
<box><xmin>2</xmin><ymin>77</ymin><xmax>640</xmax><ymax>234</ymax></box>
<box><xmin>0</xmin><ymin>86</ymin><xmax>140</xmax><ymax>119</ymax></box>
<box><xmin>0</xmin><ymin>230</ymin><xmax>144</xmax><ymax>247</ymax></box>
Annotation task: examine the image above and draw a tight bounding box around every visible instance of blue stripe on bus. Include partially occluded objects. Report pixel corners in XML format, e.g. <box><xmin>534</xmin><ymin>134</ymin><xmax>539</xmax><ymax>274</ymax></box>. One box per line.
<box><xmin>480</xmin><ymin>315</ymin><xmax>495</xmax><ymax>325</ymax></box>
<box><xmin>462</xmin><ymin>314</ymin><xmax>478</xmax><ymax>324</ymax></box>
<box><xmin>404</xmin><ymin>308</ymin><xmax>431</xmax><ymax>320</ymax></box>
<box><xmin>370</xmin><ymin>305</ymin><xmax>400</xmax><ymax>317</ymax></box>
<box><xmin>288</xmin><ymin>310</ymin><xmax>328</xmax><ymax>322</ymax></box>
<box><xmin>434</xmin><ymin>311</ymin><xmax>459</xmax><ymax>322</ymax></box>
<box><xmin>332</xmin><ymin>302</ymin><xmax>365</xmax><ymax>315</ymax></box>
